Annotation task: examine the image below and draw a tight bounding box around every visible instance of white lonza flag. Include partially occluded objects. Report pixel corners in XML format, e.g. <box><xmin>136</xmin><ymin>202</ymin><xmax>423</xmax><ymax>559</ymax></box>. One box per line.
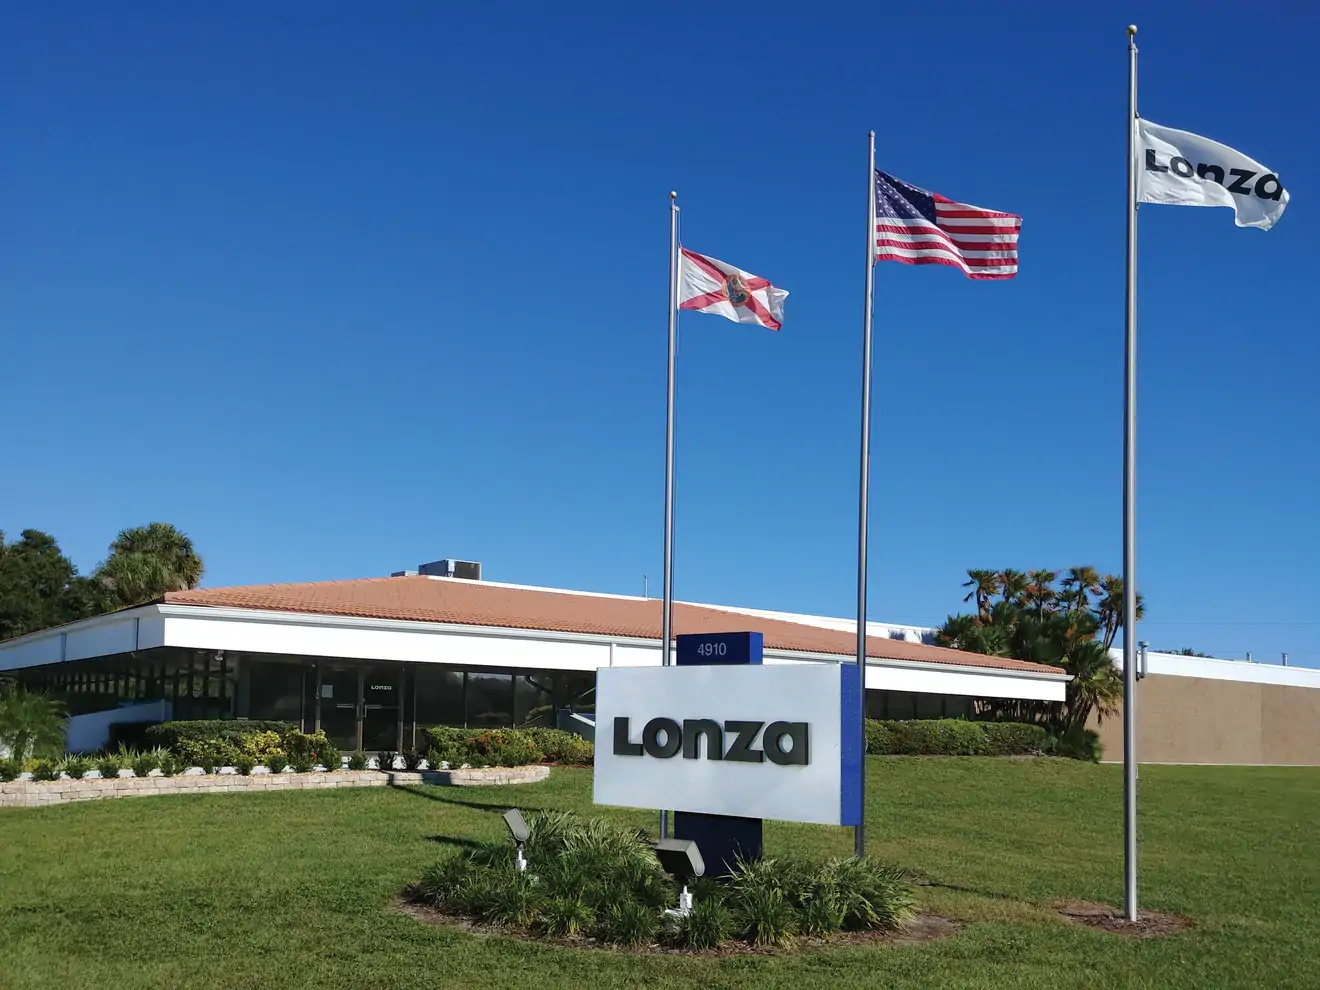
<box><xmin>1138</xmin><ymin>119</ymin><xmax>1289</xmax><ymax>230</ymax></box>
<box><xmin>679</xmin><ymin>248</ymin><xmax>787</xmax><ymax>330</ymax></box>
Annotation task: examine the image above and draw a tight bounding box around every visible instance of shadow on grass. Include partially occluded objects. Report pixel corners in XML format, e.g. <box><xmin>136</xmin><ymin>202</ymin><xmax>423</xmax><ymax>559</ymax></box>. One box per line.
<box><xmin>914</xmin><ymin>876</ymin><xmax>1022</xmax><ymax>903</ymax></box>
<box><xmin>425</xmin><ymin>834</ymin><xmax>489</xmax><ymax>851</ymax></box>
<box><xmin>388</xmin><ymin>785</ymin><xmax>552</xmax><ymax>816</ymax></box>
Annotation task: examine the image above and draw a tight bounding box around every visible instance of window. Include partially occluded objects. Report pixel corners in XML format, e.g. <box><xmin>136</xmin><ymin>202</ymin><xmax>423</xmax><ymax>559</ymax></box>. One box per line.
<box><xmin>465</xmin><ymin>672</ymin><xmax>513</xmax><ymax>728</ymax></box>
<box><xmin>514</xmin><ymin>674</ymin><xmax>555</xmax><ymax>727</ymax></box>
<box><xmin>248</xmin><ymin>661</ymin><xmax>305</xmax><ymax>722</ymax></box>
<box><xmin>414</xmin><ymin>667</ymin><xmax>466</xmax><ymax>729</ymax></box>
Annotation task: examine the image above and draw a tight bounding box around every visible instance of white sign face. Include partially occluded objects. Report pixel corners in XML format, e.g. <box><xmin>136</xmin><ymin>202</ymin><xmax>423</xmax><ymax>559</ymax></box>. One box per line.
<box><xmin>593</xmin><ymin>664</ymin><xmax>861</xmax><ymax>827</ymax></box>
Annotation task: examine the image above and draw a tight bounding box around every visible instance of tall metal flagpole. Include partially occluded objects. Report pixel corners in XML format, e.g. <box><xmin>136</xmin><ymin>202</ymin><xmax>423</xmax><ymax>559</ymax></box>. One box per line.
<box><xmin>1123</xmin><ymin>25</ymin><xmax>1140</xmax><ymax>922</ymax></box>
<box><xmin>854</xmin><ymin>131</ymin><xmax>876</xmax><ymax>858</ymax></box>
<box><xmin>660</xmin><ymin>190</ymin><xmax>679</xmax><ymax>841</ymax></box>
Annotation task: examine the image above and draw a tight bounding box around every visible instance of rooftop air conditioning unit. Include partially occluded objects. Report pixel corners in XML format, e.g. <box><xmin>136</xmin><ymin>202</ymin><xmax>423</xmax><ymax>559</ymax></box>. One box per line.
<box><xmin>418</xmin><ymin>559</ymin><xmax>482</xmax><ymax>581</ymax></box>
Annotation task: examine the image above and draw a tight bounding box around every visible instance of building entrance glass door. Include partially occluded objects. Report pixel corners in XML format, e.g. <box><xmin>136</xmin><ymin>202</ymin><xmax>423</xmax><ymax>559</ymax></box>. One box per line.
<box><xmin>362</xmin><ymin>667</ymin><xmax>400</xmax><ymax>752</ymax></box>
<box><xmin>319</xmin><ymin>666</ymin><xmax>361</xmax><ymax>751</ymax></box>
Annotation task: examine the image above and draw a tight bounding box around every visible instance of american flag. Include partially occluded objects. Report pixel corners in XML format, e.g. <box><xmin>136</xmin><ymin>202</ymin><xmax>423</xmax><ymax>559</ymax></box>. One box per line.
<box><xmin>873</xmin><ymin>170</ymin><xmax>1021</xmax><ymax>279</ymax></box>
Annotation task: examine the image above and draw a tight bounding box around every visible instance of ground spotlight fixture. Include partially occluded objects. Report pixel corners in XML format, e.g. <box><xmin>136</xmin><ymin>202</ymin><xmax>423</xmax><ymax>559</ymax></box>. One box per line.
<box><xmin>652</xmin><ymin>838</ymin><xmax>704</xmax><ymax>917</ymax></box>
<box><xmin>504</xmin><ymin>809</ymin><xmax>530</xmax><ymax>872</ymax></box>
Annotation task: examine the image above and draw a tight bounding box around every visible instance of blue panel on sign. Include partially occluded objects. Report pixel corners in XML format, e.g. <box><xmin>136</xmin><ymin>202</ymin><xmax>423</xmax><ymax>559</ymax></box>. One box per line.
<box><xmin>676</xmin><ymin>632</ymin><xmax>763</xmax><ymax>666</ymax></box>
<box><xmin>838</xmin><ymin>663</ymin><xmax>863</xmax><ymax>827</ymax></box>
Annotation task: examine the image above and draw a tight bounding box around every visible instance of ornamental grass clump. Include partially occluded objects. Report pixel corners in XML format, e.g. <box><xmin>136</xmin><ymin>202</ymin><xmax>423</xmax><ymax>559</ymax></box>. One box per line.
<box><xmin>94</xmin><ymin>756</ymin><xmax>123</xmax><ymax>780</ymax></box>
<box><xmin>407</xmin><ymin>811</ymin><xmax>916</xmax><ymax>951</ymax></box>
<box><xmin>58</xmin><ymin>755</ymin><xmax>92</xmax><ymax>780</ymax></box>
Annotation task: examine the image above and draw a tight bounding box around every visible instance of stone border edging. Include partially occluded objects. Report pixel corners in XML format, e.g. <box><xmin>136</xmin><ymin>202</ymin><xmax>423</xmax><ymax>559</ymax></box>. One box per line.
<box><xmin>0</xmin><ymin>764</ymin><xmax>552</xmax><ymax>809</ymax></box>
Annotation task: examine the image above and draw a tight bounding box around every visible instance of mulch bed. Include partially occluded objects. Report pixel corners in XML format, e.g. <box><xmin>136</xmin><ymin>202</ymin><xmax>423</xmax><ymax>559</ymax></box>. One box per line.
<box><xmin>1057</xmin><ymin>900</ymin><xmax>1191</xmax><ymax>938</ymax></box>
<box><xmin>393</xmin><ymin>896</ymin><xmax>960</xmax><ymax>955</ymax></box>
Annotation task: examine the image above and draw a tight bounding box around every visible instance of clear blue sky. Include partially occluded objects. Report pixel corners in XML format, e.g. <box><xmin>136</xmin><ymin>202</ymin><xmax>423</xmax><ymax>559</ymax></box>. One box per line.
<box><xmin>3</xmin><ymin>4</ymin><xmax>1316</xmax><ymax>664</ymax></box>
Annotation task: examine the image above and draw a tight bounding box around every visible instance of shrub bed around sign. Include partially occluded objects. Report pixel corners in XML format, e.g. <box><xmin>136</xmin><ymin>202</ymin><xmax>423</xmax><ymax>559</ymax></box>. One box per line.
<box><xmin>420</xmin><ymin>727</ymin><xmax>594</xmax><ymax>768</ymax></box>
<box><xmin>408</xmin><ymin>811</ymin><xmax>915</xmax><ymax>949</ymax></box>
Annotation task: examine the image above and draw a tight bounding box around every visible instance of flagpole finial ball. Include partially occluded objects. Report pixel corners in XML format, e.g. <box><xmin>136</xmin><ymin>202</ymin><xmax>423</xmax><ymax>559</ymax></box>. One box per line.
<box><xmin>670</xmin><ymin>191</ymin><xmax>677</xmax><ymax>201</ymax></box>
<box><xmin>1127</xmin><ymin>24</ymin><xmax>1137</xmax><ymax>36</ymax></box>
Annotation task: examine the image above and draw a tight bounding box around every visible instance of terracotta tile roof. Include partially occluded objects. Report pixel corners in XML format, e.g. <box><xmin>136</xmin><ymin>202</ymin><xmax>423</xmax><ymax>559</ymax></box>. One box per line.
<box><xmin>164</xmin><ymin>576</ymin><xmax>1063</xmax><ymax>676</ymax></box>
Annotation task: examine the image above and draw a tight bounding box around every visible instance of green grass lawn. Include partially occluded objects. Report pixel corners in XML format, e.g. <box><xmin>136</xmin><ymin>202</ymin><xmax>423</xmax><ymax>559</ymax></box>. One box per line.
<box><xmin>1</xmin><ymin>758</ymin><xmax>1317</xmax><ymax>989</ymax></box>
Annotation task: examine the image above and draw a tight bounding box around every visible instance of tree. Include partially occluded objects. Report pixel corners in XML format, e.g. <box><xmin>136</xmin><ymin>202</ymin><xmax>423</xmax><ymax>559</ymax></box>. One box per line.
<box><xmin>0</xmin><ymin>531</ymin><xmax>82</xmax><ymax>640</ymax></box>
<box><xmin>1095</xmin><ymin>574</ymin><xmax>1147</xmax><ymax>649</ymax></box>
<box><xmin>93</xmin><ymin>522</ymin><xmax>204</xmax><ymax>610</ymax></box>
<box><xmin>961</xmin><ymin>569</ymin><xmax>1000</xmax><ymax>621</ymax></box>
<box><xmin>998</xmin><ymin>569</ymin><xmax>1029</xmax><ymax>606</ymax></box>
<box><xmin>0</xmin><ymin>680</ymin><xmax>66</xmax><ymax>761</ymax></box>
<box><xmin>937</xmin><ymin>565</ymin><xmax>1134</xmax><ymax>734</ymax></box>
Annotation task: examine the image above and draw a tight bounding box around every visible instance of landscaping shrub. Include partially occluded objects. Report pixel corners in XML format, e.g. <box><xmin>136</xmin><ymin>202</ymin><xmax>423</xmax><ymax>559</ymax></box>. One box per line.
<box><xmin>671</xmin><ymin>898</ymin><xmax>733</xmax><ymax>949</ymax></box>
<box><xmin>264</xmin><ymin>751</ymin><xmax>287</xmax><ymax>773</ymax></box>
<box><xmin>157</xmin><ymin>753</ymin><xmax>179</xmax><ymax>777</ymax></box>
<box><xmin>107</xmin><ymin>721</ymin><xmax>157</xmax><ymax>752</ymax></box>
<box><xmin>980</xmin><ymin>721</ymin><xmax>1049</xmax><ymax>756</ymax></box>
<box><xmin>422</xmin><ymin>727</ymin><xmax>542</xmax><ymax>768</ymax></box>
<box><xmin>0</xmin><ymin>757</ymin><xmax>21</xmax><ymax>782</ymax></box>
<box><xmin>863</xmin><ymin>718</ymin><xmax>1046</xmax><ymax>757</ymax></box>
<box><xmin>234</xmin><ymin>755</ymin><xmax>256</xmax><ymax>776</ymax></box>
<box><xmin>318</xmin><ymin>743</ymin><xmax>342</xmax><ymax>771</ymax></box>
<box><xmin>524</xmin><ymin>728</ymin><xmax>593</xmax><ymax>766</ymax></box>
<box><xmin>408</xmin><ymin>811</ymin><xmax>914</xmax><ymax>951</ymax></box>
<box><xmin>401</xmin><ymin>749</ymin><xmax>424</xmax><ymax>771</ymax></box>
<box><xmin>346</xmin><ymin>751</ymin><xmax>368</xmax><ymax>771</ymax></box>
<box><xmin>283</xmin><ymin>730</ymin><xmax>333</xmax><ymax>769</ymax></box>
<box><xmin>31</xmin><ymin>760</ymin><xmax>59</xmax><ymax>781</ymax></box>
<box><xmin>131</xmin><ymin>752</ymin><xmax>159</xmax><ymax>778</ymax></box>
<box><xmin>289</xmin><ymin>754</ymin><xmax>315</xmax><ymax>773</ymax></box>
<box><xmin>1046</xmin><ymin>725</ymin><xmax>1103</xmax><ymax>763</ymax></box>
<box><xmin>145</xmin><ymin>720</ymin><xmax>294</xmax><ymax>751</ymax></box>
<box><xmin>95</xmin><ymin>756</ymin><xmax>123</xmax><ymax>779</ymax></box>
<box><xmin>58</xmin><ymin>755</ymin><xmax>92</xmax><ymax>779</ymax></box>
<box><xmin>376</xmin><ymin>750</ymin><xmax>399</xmax><ymax>771</ymax></box>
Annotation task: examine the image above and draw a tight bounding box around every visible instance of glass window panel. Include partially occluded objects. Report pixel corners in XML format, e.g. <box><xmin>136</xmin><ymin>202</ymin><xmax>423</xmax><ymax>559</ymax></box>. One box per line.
<box><xmin>887</xmin><ymin>693</ymin><xmax>917</xmax><ymax>720</ymax></box>
<box><xmin>554</xmin><ymin>671</ymin><xmax>595</xmax><ymax>714</ymax></box>
<box><xmin>414</xmin><ymin>667</ymin><xmax>465</xmax><ymax>729</ymax></box>
<box><xmin>515</xmin><ymin>674</ymin><xmax>555</xmax><ymax>727</ymax></box>
<box><xmin>248</xmin><ymin>661</ymin><xmax>306</xmax><ymax>722</ymax></box>
<box><xmin>465</xmin><ymin>672</ymin><xmax>513</xmax><ymax>729</ymax></box>
<box><xmin>914</xmin><ymin>693</ymin><xmax>945</xmax><ymax>720</ymax></box>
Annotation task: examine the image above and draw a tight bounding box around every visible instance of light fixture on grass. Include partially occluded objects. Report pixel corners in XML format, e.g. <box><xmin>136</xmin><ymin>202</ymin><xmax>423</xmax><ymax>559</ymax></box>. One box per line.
<box><xmin>652</xmin><ymin>838</ymin><xmax>704</xmax><ymax>917</ymax></box>
<box><xmin>504</xmin><ymin>809</ymin><xmax>530</xmax><ymax>872</ymax></box>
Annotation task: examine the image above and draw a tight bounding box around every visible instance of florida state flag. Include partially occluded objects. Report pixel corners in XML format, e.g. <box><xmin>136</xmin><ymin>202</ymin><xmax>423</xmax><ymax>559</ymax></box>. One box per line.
<box><xmin>678</xmin><ymin>248</ymin><xmax>788</xmax><ymax>330</ymax></box>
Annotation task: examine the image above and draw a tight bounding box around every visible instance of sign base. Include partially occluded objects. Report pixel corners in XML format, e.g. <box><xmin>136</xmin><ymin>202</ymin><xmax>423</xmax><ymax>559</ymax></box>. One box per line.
<box><xmin>673</xmin><ymin>811</ymin><xmax>762</xmax><ymax>879</ymax></box>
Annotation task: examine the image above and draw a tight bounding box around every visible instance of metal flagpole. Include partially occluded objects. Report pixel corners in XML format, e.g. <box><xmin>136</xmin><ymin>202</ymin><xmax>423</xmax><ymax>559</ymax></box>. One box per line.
<box><xmin>660</xmin><ymin>190</ymin><xmax>679</xmax><ymax>841</ymax></box>
<box><xmin>854</xmin><ymin>131</ymin><xmax>876</xmax><ymax>858</ymax></box>
<box><xmin>1123</xmin><ymin>25</ymin><xmax>1140</xmax><ymax>922</ymax></box>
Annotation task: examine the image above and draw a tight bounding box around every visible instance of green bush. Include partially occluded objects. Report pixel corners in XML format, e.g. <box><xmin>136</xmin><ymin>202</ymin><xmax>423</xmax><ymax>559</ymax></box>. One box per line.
<box><xmin>1047</xmin><ymin>725</ymin><xmax>1104</xmax><ymax>763</ymax></box>
<box><xmin>0</xmin><ymin>757</ymin><xmax>21</xmax><ymax>782</ymax></box>
<box><xmin>376</xmin><ymin>750</ymin><xmax>398</xmax><ymax>771</ymax></box>
<box><xmin>130</xmin><ymin>752</ymin><xmax>158</xmax><ymax>778</ymax></box>
<box><xmin>146</xmin><ymin>719</ymin><xmax>293</xmax><ymax>749</ymax></box>
<box><xmin>863</xmin><ymin>718</ymin><xmax>1046</xmax><ymax>757</ymax></box>
<box><xmin>401</xmin><ymin>749</ymin><xmax>424</xmax><ymax>771</ymax></box>
<box><xmin>523</xmin><ymin>728</ymin><xmax>593</xmax><ymax>766</ymax></box>
<box><xmin>59</xmin><ymin>755</ymin><xmax>93</xmax><ymax>780</ymax></box>
<box><xmin>981</xmin><ymin>721</ymin><xmax>1049</xmax><ymax>756</ymax></box>
<box><xmin>95</xmin><ymin>756</ymin><xmax>123</xmax><ymax>780</ymax></box>
<box><xmin>318</xmin><ymin>743</ymin><xmax>342</xmax><ymax>771</ymax></box>
<box><xmin>671</xmin><ymin>898</ymin><xmax>733</xmax><ymax>949</ymax></box>
<box><xmin>283</xmin><ymin>730</ymin><xmax>334</xmax><ymax>769</ymax></box>
<box><xmin>346</xmin><ymin>751</ymin><xmax>368</xmax><ymax>771</ymax></box>
<box><xmin>263</xmin><ymin>751</ymin><xmax>287</xmax><ymax>773</ymax></box>
<box><xmin>234</xmin><ymin>755</ymin><xmax>256</xmax><ymax>776</ymax></box>
<box><xmin>422</xmin><ymin>727</ymin><xmax>542</xmax><ymax>768</ymax></box>
<box><xmin>408</xmin><ymin>812</ymin><xmax>915</xmax><ymax>951</ymax></box>
<box><xmin>31</xmin><ymin>760</ymin><xmax>59</xmax><ymax>781</ymax></box>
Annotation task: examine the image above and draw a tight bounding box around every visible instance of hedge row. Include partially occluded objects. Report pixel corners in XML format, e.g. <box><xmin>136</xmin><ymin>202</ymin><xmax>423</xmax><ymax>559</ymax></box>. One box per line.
<box><xmin>141</xmin><ymin>720</ymin><xmax>339</xmax><ymax>772</ymax></box>
<box><xmin>865</xmin><ymin>719</ymin><xmax>1048</xmax><ymax>756</ymax></box>
<box><xmin>422</xmin><ymin>726</ymin><xmax>594</xmax><ymax>768</ymax></box>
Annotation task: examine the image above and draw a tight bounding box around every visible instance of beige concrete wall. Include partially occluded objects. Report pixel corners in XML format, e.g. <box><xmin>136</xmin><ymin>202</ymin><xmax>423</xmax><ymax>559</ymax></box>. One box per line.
<box><xmin>1092</xmin><ymin>674</ymin><xmax>1320</xmax><ymax>765</ymax></box>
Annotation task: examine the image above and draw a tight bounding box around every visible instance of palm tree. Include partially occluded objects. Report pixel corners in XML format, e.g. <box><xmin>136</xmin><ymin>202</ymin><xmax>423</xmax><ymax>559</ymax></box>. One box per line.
<box><xmin>94</xmin><ymin>523</ymin><xmax>204</xmax><ymax>609</ymax></box>
<box><xmin>1096</xmin><ymin>575</ymin><xmax>1147</xmax><ymax>649</ymax></box>
<box><xmin>1060</xmin><ymin>566</ymin><xmax>1101</xmax><ymax>616</ymax></box>
<box><xmin>998</xmin><ymin>569</ymin><xmax>1029</xmax><ymax>605</ymax></box>
<box><xmin>1022</xmin><ymin>569</ymin><xmax>1058</xmax><ymax>618</ymax></box>
<box><xmin>1059</xmin><ymin>640</ymin><xmax>1123</xmax><ymax>733</ymax></box>
<box><xmin>0</xmin><ymin>681</ymin><xmax>66</xmax><ymax>762</ymax></box>
<box><xmin>961</xmin><ymin>569</ymin><xmax>999</xmax><ymax>621</ymax></box>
